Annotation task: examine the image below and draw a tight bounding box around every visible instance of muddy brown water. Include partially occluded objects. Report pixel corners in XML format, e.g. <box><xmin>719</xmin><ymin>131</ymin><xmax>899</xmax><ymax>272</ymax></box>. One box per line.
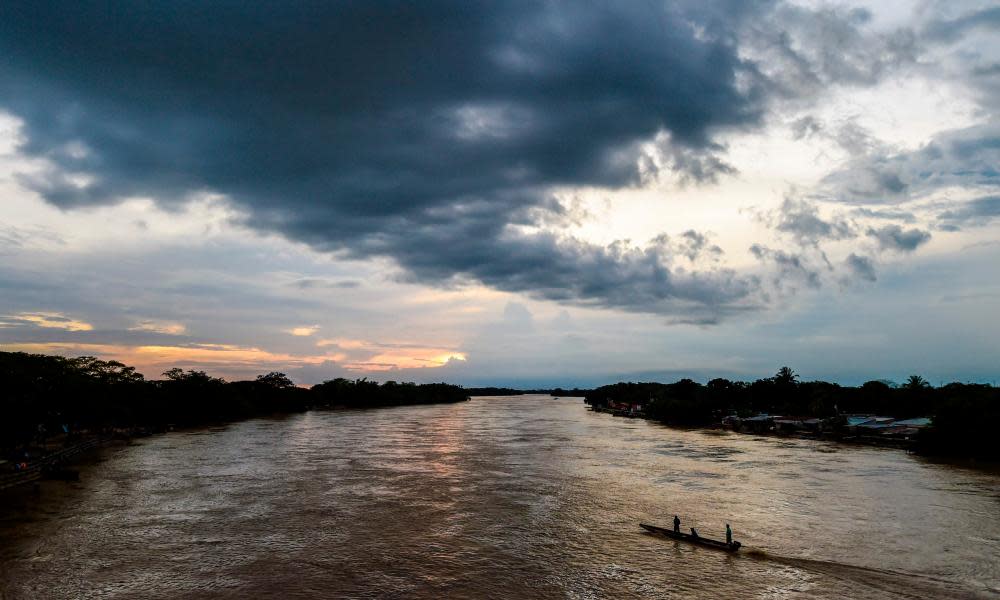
<box><xmin>2</xmin><ymin>395</ymin><xmax>998</xmax><ymax>598</ymax></box>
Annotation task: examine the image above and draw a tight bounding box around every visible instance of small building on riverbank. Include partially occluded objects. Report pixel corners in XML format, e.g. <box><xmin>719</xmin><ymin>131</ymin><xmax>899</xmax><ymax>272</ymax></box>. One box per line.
<box><xmin>773</xmin><ymin>416</ymin><xmax>825</xmax><ymax>433</ymax></box>
<box><xmin>731</xmin><ymin>414</ymin><xmax>776</xmax><ymax>433</ymax></box>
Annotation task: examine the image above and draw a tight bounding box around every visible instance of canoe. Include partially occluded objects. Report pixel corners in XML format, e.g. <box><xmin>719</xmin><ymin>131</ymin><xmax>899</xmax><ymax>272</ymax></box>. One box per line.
<box><xmin>640</xmin><ymin>523</ymin><xmax>741</xmax><ymax>552</ymax></box>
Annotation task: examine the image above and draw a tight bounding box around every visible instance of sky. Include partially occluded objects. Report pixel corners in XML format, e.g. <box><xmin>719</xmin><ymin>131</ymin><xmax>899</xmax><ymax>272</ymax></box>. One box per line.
<box><xmin>0</xmin><ymin>1</ymin><xmax>998</xmax><ymax>387</ymax></box>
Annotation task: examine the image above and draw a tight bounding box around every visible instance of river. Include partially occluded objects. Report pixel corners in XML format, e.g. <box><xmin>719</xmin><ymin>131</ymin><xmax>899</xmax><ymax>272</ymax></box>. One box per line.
<box><xmin>1</xmin><ymin>395</ymin><xmax>998</xmax><ymax>599</ymax></box>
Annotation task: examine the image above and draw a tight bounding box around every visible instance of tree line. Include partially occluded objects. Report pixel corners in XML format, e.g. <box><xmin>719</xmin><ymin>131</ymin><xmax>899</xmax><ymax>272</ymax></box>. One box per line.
<box><xmin>584</xmin><ymin>368</ymin><xmax>1000</xmax><ymax>460</ymax></box>
<box><xmin>463</xmin><ymin>386</ymin><xmax>591</xmax><ymax>397</ymax></box>
<box><xmin>1</xmin><ymin>351</ymin><xmax>468</xmax><ymax>456</ymax></box>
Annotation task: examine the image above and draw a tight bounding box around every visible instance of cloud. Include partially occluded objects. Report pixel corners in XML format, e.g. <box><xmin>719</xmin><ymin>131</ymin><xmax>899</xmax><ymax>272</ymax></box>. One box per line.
<box><xmin>770</xmin><ymin>198</ymin><xmax>855</xmax><ymax>246</ymax></box>
<box><xmin>288</xmin><ymin>325</ymin><xmax>320</xmax><ymax>337</ymax></box>
<box><xmin>345</xmin><ymin>349</ymin><xmax>467</xmax><ymax>372</ymax></box>
<box><xmin>676</xmin><ymin>230</ymin><xmax>724</xmax><ymax>262</ymax></box>
<box><xmin>129</xmin><ymin>320</ymin><xmax>187</xmax><ymax>336</ymax></box>
<box><xmin>0</xmin><ymin>3</ymin><xmax>762</xmax><ymax>202</ymax></box>
<box><xmin>5</xmin><ymin>341</ymin><xmax>335</xmax><ymax>380</ymax></box>
<box><xmin>866</xmin><ymin>225</ymin><xmax>932</xmax><ymax>252</ymax></box>
<box><xmin>0</xmin><ymin>1</ymin><xmax>925</xmax><ymax>322</ymax></box>
<box><xmin>820</xmin><ymin>124</ymin><xmax>1000</xmax><ymax>204</ymax></box>
<box><xmin>923</xmin><ymin>6</ymin><xmax>1000</xmax><ymax>44</ymax></box>
<box><xmin>850</xmin><ymin>207</ymin><xmax>916</xmax><ymax>223</ymax></box>
<box><xmin>316</xmin><ymin>338</ymin><xmax>367</xmax><ymax>350</ymax></box>
<box><xmin>937</xmin><ymin>195</ymin><xmax>1000</xmax><ymax>228</ymax></box>
<box><xmin>749</xmin><ymin>244</ymin><xmax>821</xmax><ymax>290</ymax></box>
<box><xmin>751</xmin><ymin>197</ymin><xmax>933</xmax><ymax>287</ymax></box>
<box><xmin>739</xmin><ymin>3</ymin><xmax>918</xmax><ymax>99</ymax></box>
<box><xmin>5</xmin><ymin>312</ymin><xmax>93</xmax><ymax>332</ymax></box>
<box><xmin>311</xmin><ymin>336</ymin><xmax>467</xmax><ymax>372</ymax></box>
<box><xmin>503</xmin><ymin>302</ymin><xmax>534</xmax><ymax>328</ymax></box>
<box><xmin>845</xmin><ymin>253</ymin><xmax>877</xmax><ymax>282</ymax></box>
<box><xmin>0</xmin><ymin>223</ymin><xmax>65</xmax><ymax>253</ymax></box>
<box><xmin>648</xmin><ymin>136</ymin><xmax>738</xmax><ymax>186</ymax></box>
<box><xmin>789</xmin><ymin>116</ymin><xmax>882</xmax><ymax>155</ymax></box>
<box><xmin>4</xmin><ymin>338</ymin><xmax>462</xmax><ymax>379</ymax></box>
<box><xmin>292</xmin><ymin>278</ymin><xmax>361</xmax><ymax>290</ymax></box>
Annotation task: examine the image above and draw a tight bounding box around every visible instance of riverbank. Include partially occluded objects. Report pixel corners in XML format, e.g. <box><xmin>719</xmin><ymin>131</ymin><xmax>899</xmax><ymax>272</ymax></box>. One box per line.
<box><xmin>583</xmin><ymin>374</ymin><xmax>1000</xmax><ymax>460</ymax></box>
<box><xmin>2</xmin><ymin>351</ymin><xmax>470</xmax><ymax>485</ymax></box>
<box><xmin>2</xmin><ymin>400</ymin><xmax>474</xmax><ymax>493</ymax></box>
<box><xmin>0</xmin><ymin>422</ymin><xmax>176</xmax><ymax>492</ymax></box>
<box><xmin>0</xmin><ymin>437</ymin><xmax>104</xmax><ymax>491</ymax></box>
<box><xmin>588</xmin><ymin>404</ymin><xmax>924</xmax><ymax>451</ymax></box>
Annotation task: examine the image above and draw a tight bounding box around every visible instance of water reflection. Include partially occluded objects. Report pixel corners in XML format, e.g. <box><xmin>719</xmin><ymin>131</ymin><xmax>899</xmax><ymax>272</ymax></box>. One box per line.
<box><xmin>1</xmin><ymin>396</ymin><xmax>998</xmax><ymax>599</ymax></box>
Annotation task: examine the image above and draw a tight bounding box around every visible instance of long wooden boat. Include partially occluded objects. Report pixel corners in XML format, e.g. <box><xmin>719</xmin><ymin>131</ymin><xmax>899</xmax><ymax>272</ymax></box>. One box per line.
<box><xmin>640</xmin><ymin>523</ymin><xmax>742</xmax><ymax>552</ymax></box>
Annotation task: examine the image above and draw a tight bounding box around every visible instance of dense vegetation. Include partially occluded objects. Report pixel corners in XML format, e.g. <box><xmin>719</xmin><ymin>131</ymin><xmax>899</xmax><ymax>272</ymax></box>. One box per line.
<box><xmin>463</xmin><ymin>387</ymin><xmax>537</xmax><ymax>396</ymax></box>
<box><xmin>4</xmin><ymin>351</ymin><xmax>996</xmax><ymax>462</ymax></box>
<box><xmin>1</xmin><ymin>351</ymin><xmax>467</xmax><ymax>456</ymax></box>
<box><xmin>463</xmin><ymin>386</ymin><xmax>591</xmax><ymax>397</ymax></box>
<box><xmin>311</xmin><ymin>378</ymin><xmax>470</xmax><ymax>408</ymax></box>
<box><xmin>584</xmin><ymin>368</ymin><xmax>1000</xmax><ymax>460</ymax></box>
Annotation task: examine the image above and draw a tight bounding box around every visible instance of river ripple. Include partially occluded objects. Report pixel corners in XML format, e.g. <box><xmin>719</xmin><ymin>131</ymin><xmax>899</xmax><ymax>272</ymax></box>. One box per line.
<box><xmin>2</xmin><ymin>395</ymin><xmax>999</xmax><ymax>599</ymax></box>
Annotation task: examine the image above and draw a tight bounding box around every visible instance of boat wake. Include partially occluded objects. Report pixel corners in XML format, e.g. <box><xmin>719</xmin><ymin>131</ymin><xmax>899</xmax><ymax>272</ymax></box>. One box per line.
<box><xmin>743</xmin><ymin>549</ymin><xmax>996</xmax><ymax>599</ymax></box>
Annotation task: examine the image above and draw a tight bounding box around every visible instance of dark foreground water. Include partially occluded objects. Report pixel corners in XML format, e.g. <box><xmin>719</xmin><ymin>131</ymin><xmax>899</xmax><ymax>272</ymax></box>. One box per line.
<box><xmin>2</xmin><ymin>396</ymin><xmax>999</xmax><ymax>599</ymax></box>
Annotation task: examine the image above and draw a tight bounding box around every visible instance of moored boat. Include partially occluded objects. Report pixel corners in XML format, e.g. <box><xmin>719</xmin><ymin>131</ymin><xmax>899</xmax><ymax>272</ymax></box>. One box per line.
<box><xmin>640</xmin><ymin>523</ymin><xmax>742</xmax><ymax>552</ymax></box>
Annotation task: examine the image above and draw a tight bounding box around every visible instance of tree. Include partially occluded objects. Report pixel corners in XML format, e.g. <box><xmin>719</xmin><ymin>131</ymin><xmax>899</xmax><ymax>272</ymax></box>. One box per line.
<box><xmin>162</xmin><ymin>368</ymin><xmax>224</xmax><ymax>385</ymax></box>
<box><xmin>904</xmin><ymin>375</ymin><xmax>930</xmax><ymax>390</ymax></box>
<box><xmin>72</xmin><ymin>356</ymin><xmax>144</xmax><ymax>384</ymax></box>
<box><xmin>774</xmin><ymin>366</ymin><xmax>799</xmax><ymax>386</ymax></box>
<box><xmin>162</xmin><ymin>368</ymin><xmax>185</xmax><ymax>381</ymax></box>
<box><xmin>707</xmin><ymin>378</ymin><xmax>734</xmax><ymax>391</ymax></box>
<box><xmin>255</xmin><ymin>372</ymin><xmax>295</xmax><ymax>389</ymax></box>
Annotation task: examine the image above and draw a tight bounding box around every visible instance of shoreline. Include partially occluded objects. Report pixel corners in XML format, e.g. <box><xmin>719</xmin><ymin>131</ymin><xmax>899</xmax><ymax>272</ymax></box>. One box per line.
<box><xmin>1</xmin><ymin>401</ymin><xmax>471</xmax><ymax>494</ymax></box>
<box><xmin>0</xmin><ymin>436</ymin><xmax>110</xmax><ymax>492</ymax></box>
<box><xmin>586</xmin><ymin>405</ymin><xmax>1000</xmax><ymax>466</ymax></box>
<box><xmin>589</xmin><ymin>405</ymin><xmax>916</xmax><ymax>450</ymax></box>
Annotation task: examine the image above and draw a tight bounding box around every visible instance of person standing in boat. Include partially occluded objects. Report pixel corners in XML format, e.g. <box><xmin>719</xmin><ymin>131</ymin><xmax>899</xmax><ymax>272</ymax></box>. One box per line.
<box><xmin>690</xmin><ymin>527</ymin><xmax>699</xmax><ymax>538</ymax></box>
<box><xmin>726</xmin><ymin>524</ymin><xmax>733</xmax><ymax>546</ymax></box>
<box><xmin>673</xmin><ymin>515</ymin><xmax>680</xmax><ymax>533</ymax></box>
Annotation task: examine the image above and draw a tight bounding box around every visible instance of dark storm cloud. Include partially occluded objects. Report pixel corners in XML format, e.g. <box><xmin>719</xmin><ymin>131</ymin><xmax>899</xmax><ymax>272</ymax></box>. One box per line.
<box><xmin>391</xmin><ymin>227</ymin><xmax>755</xmax><ymax>316</ymax></box>
<box><xmin>0</xmin><ymin>1</ymin><xmax>926</xmax><ymax>318</ymax></box>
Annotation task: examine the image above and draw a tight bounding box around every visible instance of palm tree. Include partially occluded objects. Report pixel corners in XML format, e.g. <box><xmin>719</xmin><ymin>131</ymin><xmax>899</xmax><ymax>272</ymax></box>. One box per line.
<box><xmin>903</xmin><ymin>375</ymin><xmax>930</xmax><ymax>390</ymax></box>
<box><xmin>774</xmin><ymin>366</ymin><xmax>799</xmax><ymax>386</ymax></box>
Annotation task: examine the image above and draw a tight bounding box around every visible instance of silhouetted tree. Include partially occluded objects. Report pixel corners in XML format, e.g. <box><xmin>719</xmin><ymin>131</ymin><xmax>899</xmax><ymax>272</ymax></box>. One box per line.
<box><xmin>774</xmin><ymin>367</ymin><xmax>799</xmax><ymax>386</ymax></box>
<box><xmin>904</xmin><ymin>375</ymin><xmax>930</xmax><ymax>390</ymax></box>
<box><xmin>256</xmin><ymin>372</ymin><xmax>295</xmax><ymax>388</ymax></box>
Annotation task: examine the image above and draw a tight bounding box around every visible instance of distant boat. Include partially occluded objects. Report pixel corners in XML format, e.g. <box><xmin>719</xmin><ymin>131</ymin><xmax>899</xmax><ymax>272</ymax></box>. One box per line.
<box><xmin>640</xmin><ymin>523</ymin><xmax>741</xmax><ymax>552</ymax></box>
